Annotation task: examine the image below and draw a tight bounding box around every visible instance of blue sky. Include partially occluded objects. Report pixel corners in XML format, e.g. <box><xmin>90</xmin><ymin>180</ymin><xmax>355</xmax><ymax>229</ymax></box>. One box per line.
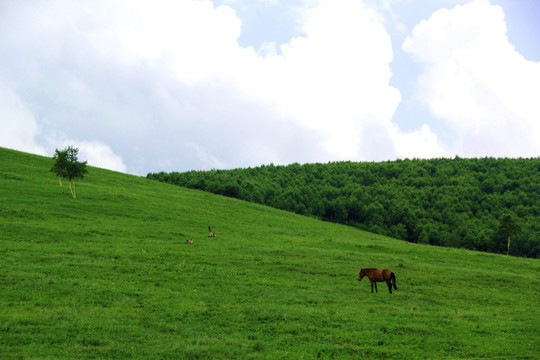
<box><xmin>1</xmin><ymin>0</ymin><xmax>539</xmax><ymax>174</ymax></box>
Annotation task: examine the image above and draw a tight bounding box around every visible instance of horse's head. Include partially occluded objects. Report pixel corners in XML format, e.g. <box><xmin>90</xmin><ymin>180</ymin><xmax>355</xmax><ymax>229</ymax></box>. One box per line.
<box><xmin>358</xmin><ymin>270</ymin><xmax>366</xmax><ymax>282</ymax></box>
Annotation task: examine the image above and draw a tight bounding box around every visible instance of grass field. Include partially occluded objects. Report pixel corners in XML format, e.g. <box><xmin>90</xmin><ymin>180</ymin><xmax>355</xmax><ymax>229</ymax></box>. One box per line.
<box><xmin>1</xmin><ymin>147</ymin><xmax>539</xmax><ymax>359</ymax></box>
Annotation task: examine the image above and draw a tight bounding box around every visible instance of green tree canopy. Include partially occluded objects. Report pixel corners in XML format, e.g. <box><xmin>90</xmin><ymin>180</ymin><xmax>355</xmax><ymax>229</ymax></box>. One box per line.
<box><xmin>51</xmin><ymin>146</ymin><xmax>88</xmax><ymax>198</ymax></box>
<box><xmin>497</xmin><ymin>213</ymin><xmax>520</xmax><ymax>257</ymax></box>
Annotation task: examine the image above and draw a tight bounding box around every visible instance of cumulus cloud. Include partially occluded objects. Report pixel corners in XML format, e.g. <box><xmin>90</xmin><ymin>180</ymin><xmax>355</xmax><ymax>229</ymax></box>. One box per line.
<box><xmin>403</xmin><ymin>0</ymin><xmax>540</xmax><ymax>158</ymax></box>
<box><xmin>73</xmin><ymin>140</ymin><xmax>128</xmax><ymax>173</ymax></box>
<box><xmin>0</xmin><ymin>81</ymin><xmax>46</xmax><ymax>156</ymax></box>
<box><xmin>235</xmin><ymin>0</ymin><xmax>403</xmax><ymax>160</ymax></box>
<box><xmin>1</xmin><ymin>0</ymin><xmax>414</xmax><ymax>173</ymax></box>
<box><xmin>391</xmin><ymin>124</ymin><xmax>448</xmax><ymax>159</ymax></box>
<box><xmin>0</xmin><ymin>78</ymin><xmax>127</xmax><ymax>171</ymax></box>
<box><xmin>9</xmin><ymin>0</ymin><xmax>525</xmax><ymax>174</ymax></box>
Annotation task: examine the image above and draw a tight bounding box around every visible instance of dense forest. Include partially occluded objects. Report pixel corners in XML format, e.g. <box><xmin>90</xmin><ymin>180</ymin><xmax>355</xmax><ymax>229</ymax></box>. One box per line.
<box><xmin>148</xmin><ymin>158</ymin><xmax>540</xmax><ymax>258</ymax></box>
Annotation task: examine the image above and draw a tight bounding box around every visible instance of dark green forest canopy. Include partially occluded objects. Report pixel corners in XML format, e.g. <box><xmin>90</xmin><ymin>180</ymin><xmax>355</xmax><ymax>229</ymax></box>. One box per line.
<box><xmin>148</xmin><ymin>157</ymin><xmax>540</xmax><ymax>258</ymax></box>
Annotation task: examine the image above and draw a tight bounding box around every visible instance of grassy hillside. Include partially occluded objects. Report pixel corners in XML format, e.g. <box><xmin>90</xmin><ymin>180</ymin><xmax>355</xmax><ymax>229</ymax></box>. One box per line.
<box><xmin>148</xmin><ymin>158</ymin><xmax>540</xmax><ymax>257</ymax></box>
<box><xmin>1</xmin><ymin>147</ymin><xmax>539</xmax><ymax>359</ymax></box>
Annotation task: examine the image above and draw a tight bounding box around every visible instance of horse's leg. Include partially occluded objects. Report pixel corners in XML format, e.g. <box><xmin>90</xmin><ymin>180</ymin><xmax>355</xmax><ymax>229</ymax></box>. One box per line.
<box><xmin>374</xmin><ymin>281</ymin><xmax>378</xmax><ymax>293</ymax></box>
<box><xmin>386</xmin><ymin>280</ymin><xmax>392</xmax><ymax>294</ymax></box>
<box><xmin>370</xmin><ymin>280</ymin><xmax>374</xmax><ymax>293</ymax></box>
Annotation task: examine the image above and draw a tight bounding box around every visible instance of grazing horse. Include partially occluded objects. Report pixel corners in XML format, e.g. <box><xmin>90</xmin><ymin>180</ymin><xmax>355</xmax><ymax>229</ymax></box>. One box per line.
<box><xmin>358</xmin><ymin>268</ymin><xmax>397</xmax><ymax>294</ymax></box>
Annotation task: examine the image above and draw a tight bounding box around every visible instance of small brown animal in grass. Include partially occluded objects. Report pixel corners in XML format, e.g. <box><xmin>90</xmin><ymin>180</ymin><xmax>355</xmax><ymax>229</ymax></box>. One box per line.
<box><xmin>186</xmin><ymin>237</ymin><xmax>193</xmax><ymax>244</ymax></box>
<box><xmin>358</xmin><ymin>268</ymin><xmax>397</xmax><ymax>294</ymax></box>
<box><xmin>208</xmin><ymin>226</ymin><xmax>216</xmax><ymax>237</ymax></box>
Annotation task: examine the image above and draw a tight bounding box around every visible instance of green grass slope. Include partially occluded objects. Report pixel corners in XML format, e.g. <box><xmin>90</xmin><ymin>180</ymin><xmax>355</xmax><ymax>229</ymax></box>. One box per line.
<box><xmin>1</xmin><ymin>147</ymin><xmax>539</xmax><ymax>359</ymax></box>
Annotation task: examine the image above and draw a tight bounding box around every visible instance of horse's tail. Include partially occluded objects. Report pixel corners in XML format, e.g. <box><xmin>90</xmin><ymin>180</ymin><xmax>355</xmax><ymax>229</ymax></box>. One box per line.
<box><xmin>391</xmin><ymin>272</ymin><xmax>397</xmax><ymax>290</ymax></box>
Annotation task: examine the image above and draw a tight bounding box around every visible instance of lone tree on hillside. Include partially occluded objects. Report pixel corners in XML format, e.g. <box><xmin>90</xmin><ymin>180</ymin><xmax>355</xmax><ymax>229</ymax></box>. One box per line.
<box><xmin>497</xmin><ymin>213</ymin><xmax>520</xmax><ymax>257</ymax></box>
<box><xmin>50</xmin><ymin>146</ymin><xmax>88</xmax><ymax>199</ymax></box>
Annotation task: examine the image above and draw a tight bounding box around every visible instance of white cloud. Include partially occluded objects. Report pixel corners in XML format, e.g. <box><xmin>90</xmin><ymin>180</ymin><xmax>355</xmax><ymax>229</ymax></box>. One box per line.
<box><xmin>0</xmin><ymin>79</ymin><xmax>126</xmax><ymax>172</ymax></box>
<box><xmin>403</xmin><ymin>0</ymin><xmax>540</xmax><ymax>158</ymax></box>
<box><xmin>90</xmin><ymin>0</ymin><xmax>406</xmax><ymax>162</ymax></box>
<box><xmin>1</xmin><ymin>0</ymin><xmax>412</xmax><ymax>173</ymax></box>
<box><xmin>391</xmin><ymin>124</ymin><xmax>448</xmax><ymax>159</ymax></box>
<box><xmin>73</xmin><ymin>140</ymin><xmax>128</xmax><ymax>173</ymax></box>
<box><xmin>235</xmin><ymin>0</ymin><xmax>402</xmax><ymax>159</ymax></box>
<box><xmin>0</xmin><ymin>82</ymin><xmax>46</xmax><ymax>156</ymax></box>
<box><xmin>0</xmin><ymin>81</ymin><xmax>126</xmax><ymax>172</ymax></box>
<box><xmin>8</xmin><ymin>0</ymin><xmax>531</xmax><ymax>174</ymax></box>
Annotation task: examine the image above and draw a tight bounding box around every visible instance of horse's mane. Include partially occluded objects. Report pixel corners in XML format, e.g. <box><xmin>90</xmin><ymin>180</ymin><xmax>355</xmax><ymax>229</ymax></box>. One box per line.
<box><xmin>361</xmin><ymin>268</ymin><xmax>377</xmax><ymax>271</ymax></box>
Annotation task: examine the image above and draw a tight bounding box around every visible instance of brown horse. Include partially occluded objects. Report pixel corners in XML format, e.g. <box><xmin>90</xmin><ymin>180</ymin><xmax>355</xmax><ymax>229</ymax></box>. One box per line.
<box><xmin>358</xmin><ymin>268</ymin><xmax>397</xmax><ymax>294</ymax></box>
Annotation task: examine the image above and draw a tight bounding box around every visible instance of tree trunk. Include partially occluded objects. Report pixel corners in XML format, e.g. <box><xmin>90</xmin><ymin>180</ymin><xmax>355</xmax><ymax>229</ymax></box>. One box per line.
<box><xmin>59</xmin><ymin>178</ymin><xmax>63</xmax><ymax>187</ymax></box>
<box><xmin>69</xmin><ymin>181</ymin><xmax>76</xmax><ymax>199</ymax></box>
<box><xmin>506</xmin><ymin>236</ymin><xmax>510</xmax><ymax>257</ymax></box>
